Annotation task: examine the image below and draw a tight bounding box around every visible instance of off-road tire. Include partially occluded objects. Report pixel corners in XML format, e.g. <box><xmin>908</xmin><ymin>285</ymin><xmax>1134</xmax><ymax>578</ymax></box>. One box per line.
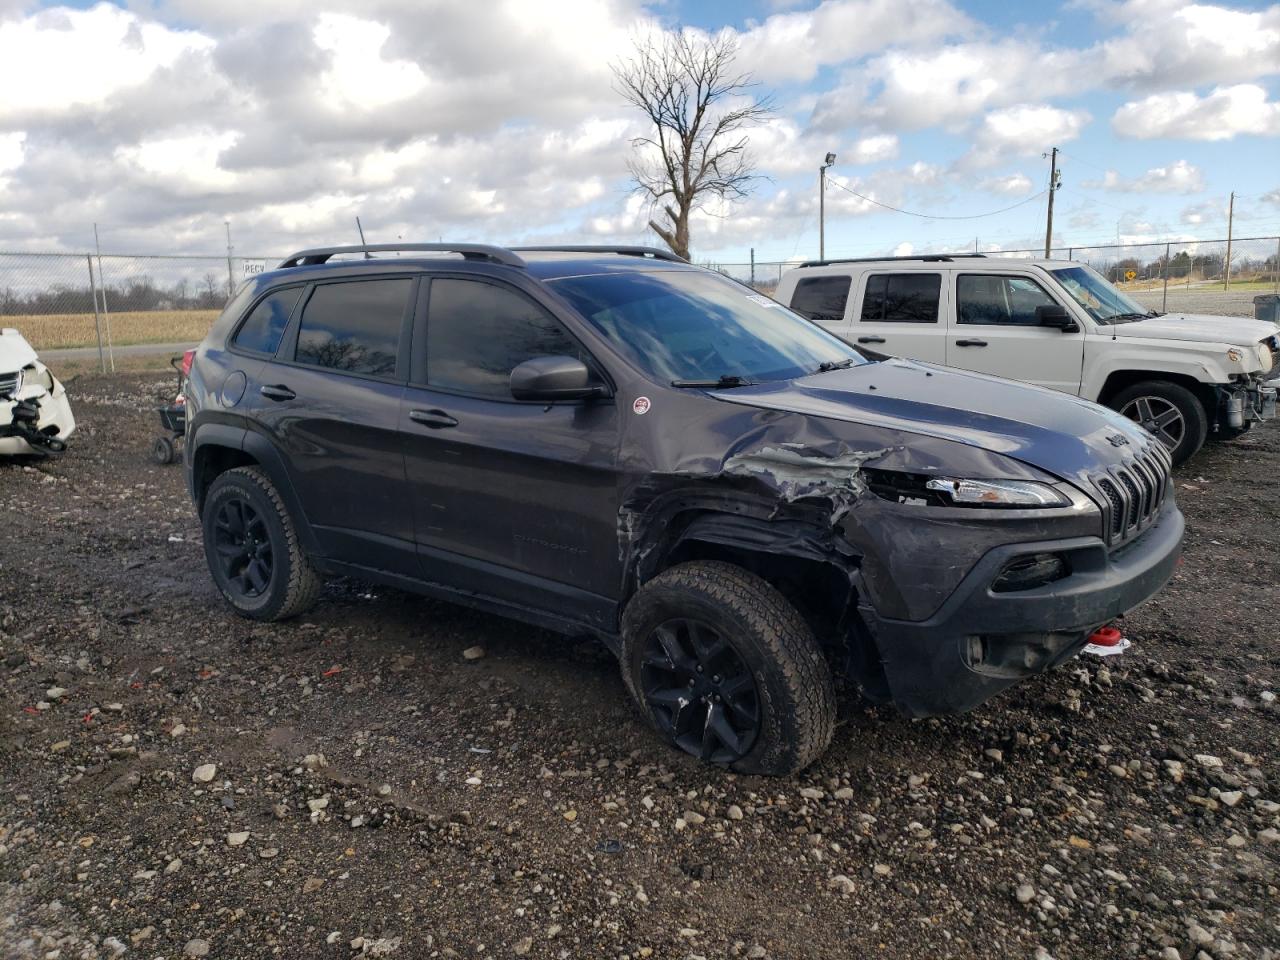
<box><xmin>202</xmin><ymin>466</ymin><xmax>322</xmax><ymax>621</ymax></box>
<box><xmin>1108</xmin><ymin>379</ymin><xmax>1208</xmax><ymax>466</ymax></box>
<box><xmin>620</xmin><ymin>560</ymin><xmax>837</xmax><ymax>776</ymax></box>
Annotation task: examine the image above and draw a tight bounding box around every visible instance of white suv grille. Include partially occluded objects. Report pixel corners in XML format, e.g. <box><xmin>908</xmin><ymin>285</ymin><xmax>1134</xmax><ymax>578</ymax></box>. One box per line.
<box><xmin>0</xmin><ymin>369</ymin><xmax>20</xmax><ymax>398</ymax></box>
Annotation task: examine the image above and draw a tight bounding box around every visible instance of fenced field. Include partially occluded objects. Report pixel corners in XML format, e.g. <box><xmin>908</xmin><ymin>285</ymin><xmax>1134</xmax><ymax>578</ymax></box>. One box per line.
<box><xmin>9</xmin><ymin>309</ymin><xmax>220</xmax><ymax>351</ymax></box>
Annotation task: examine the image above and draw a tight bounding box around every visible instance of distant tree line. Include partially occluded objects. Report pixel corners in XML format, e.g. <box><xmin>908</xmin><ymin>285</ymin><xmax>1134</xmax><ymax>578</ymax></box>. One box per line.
<box><xmin>0</xmin><ymin>271</ymin><xmax>229</xmax><ymax>316</ymax></box>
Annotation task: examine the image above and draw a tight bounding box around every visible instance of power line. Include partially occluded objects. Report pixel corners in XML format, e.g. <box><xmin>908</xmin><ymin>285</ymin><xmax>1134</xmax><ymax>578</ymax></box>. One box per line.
<box><xmin>825</xmin><ymin>178</ymin><xmax>1049</xmax><ymax>221</ymax></box>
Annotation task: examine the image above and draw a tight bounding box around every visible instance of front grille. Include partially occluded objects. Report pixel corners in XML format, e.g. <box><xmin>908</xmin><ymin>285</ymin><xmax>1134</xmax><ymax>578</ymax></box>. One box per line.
<box><xmin>0</xmin><ymin>370</ymin><xmax>20</xmax><ymax>397</ymax></box>
<box><xmin>1090</xmin><ymin>441</ymin><xmax>1171</xmax><ymax>547</ymax></box>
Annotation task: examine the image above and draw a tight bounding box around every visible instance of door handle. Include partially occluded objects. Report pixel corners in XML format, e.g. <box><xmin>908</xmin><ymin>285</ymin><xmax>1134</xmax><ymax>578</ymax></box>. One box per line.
<box><xmin>409</xmin><ymin>408</ymin><xmax>459</xmax><ymax>429</ymax></box>
<box><xmin>955</xmin><ymin>339</ymin><xmax>988</xmax><ymax>347</ymax></box>
<box><xmin>857</xmin><ymin>336</ymin><xmax>886</xmax><ymax>344</ymax></box>
<box><xmin>259</xmin><ymin>384</ymin><xmax>296</xmax><ymax>401</ymax></box>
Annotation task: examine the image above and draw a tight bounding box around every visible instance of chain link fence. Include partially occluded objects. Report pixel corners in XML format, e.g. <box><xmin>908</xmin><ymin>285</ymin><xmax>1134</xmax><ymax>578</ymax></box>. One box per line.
<box><xmin>2</xmin><ymin>236</ymin><xmax>1277</xmax><ymax>372</ymax></box>
<box><xmin>0</xmin><ymin>252</ymin><xmax>274</xmax><ymax>369</ymax></box>
<box><xmin>710</xmin><ymin>235</ymin><xmax>1280</xmax><ymax>317</ymax></box>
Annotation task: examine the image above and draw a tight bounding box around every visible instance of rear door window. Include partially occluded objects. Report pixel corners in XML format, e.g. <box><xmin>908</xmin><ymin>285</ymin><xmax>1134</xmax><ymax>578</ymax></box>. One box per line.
<box><xmin>294</xmin><ymin>278</ymin><xmax>411</xmax><ymax>378</ymax></box>
<box><xmin>957</xmin><ymin>275</ymin><xmax>1058</xmax><ymax>326</ymax></box>
<box><xmin>860</xmin><ymin>273</ymin><xmax>941</xmax><ymax>323</ymax></box>
<box><xmin>233</xmin><ymin>287</ymin><xmax>304</xmax><ymax>356</ymax></box>
<box><xmin>789</xmin><ymin>276</ymin><xmax>851</xmax><ymax>324</ymax></box>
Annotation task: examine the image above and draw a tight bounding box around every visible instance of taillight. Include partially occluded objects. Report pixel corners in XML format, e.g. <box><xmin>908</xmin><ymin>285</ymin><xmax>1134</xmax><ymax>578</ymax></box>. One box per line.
<box><xmin>181</xmin><ymin>349</ymin><xmax>196</xmax><ymax>378</ymax></box>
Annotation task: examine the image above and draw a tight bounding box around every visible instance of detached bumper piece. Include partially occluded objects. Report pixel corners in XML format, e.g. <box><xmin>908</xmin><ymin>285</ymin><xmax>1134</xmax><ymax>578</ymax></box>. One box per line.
<box><xmin>1</xmin><ymin>396</ymin><xmax>68</xmax><ymax>453</ymax></box>
<box><xmin>860</xmin><ymin>501</ymin><xmax>1184</xmax><ymax>718</ymax></box>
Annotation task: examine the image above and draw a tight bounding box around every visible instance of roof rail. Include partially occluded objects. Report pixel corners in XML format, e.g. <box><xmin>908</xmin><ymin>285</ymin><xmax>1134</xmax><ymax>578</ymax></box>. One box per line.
<box><xmin>511</xmin><ymin>245</ymin><xmax>688</xmax><ymax>264</ymax></box>
<box><xmin>799</xmin><ymin>253</ymin><xmax>988</xmax><ymax>268</ymax></box>
<box><xmin>277</xmin><ymin>243</ymin><xmax>527</xmax><ymax>269</ymax></box>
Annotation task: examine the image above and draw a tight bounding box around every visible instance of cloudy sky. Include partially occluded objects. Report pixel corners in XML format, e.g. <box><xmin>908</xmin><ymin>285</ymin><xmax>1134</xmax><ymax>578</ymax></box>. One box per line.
<box><xmin>0</xmin><ymin>0</ymin><xmax>1277</xmax><ymax>264</ymax></box>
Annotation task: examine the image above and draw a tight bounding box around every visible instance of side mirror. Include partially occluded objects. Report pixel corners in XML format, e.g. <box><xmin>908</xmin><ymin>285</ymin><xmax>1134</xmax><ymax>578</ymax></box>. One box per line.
<box><xmin>1036</xmin><ymin>304</ymin><xmax>1079</xmax><ymax>332</ymax></box>
<box><xmin>510</xmin><ymin>356</ymin><xmax>605</xmax><ymax>402</ymax></box>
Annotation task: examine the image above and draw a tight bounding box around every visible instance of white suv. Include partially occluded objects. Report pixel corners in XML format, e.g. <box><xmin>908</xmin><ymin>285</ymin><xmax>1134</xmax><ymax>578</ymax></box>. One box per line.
<box><xmin>776</xmin><ymin>255</ymin><xmax>1279</xmax><ymax>464</ymax></box>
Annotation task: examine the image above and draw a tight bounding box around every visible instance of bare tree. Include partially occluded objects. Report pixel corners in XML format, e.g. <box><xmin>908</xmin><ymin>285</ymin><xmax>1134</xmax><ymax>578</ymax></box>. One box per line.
<box><xmin>614</xmin><ymin>32</ymin><xmax>773</xmax><ymax>260</ymax></box>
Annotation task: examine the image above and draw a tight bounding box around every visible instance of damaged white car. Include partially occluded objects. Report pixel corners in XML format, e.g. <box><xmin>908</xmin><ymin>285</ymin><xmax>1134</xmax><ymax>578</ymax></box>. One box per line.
<box><xmin>0</xmin><ymin>327</ymin><xmax>75</xmax><ymax>455</ymax></box>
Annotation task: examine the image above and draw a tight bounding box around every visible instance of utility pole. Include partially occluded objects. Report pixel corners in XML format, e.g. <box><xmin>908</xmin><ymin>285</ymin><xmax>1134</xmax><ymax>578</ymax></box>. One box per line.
<box><xmin>819</xmin><ymin>152</ymin><xmax>836</xmax><ymax>260</ymax></box>
<box><xmin>1043</xmin><ymin>147</ymin><xmax>1059</xmax><ymax>258</ymax></box>
<box><xmin>1223</xmin><ymin>191</ymin><xmax>1234</xmax><ymax>291</ymax></box>
<box><xmin>224</xmin><ymin>221</ymin><xmax>235</xmax><ymax>299</ymax></box>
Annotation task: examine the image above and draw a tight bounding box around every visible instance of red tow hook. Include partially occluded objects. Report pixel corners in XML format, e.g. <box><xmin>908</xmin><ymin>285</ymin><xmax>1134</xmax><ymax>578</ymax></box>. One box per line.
<box><xmin>1083</xmin><ymin>625</ymin><xmax>1130</xmax><ymax>657</ymax></box>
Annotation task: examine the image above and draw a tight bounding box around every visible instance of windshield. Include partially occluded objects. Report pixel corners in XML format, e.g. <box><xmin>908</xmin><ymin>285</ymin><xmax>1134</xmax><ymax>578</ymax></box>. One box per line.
<box><xmin>549</xmin><ymin>270</ymin><xmax>863</xmax><ymax>383</ymax></box>
<box><xmin>1051</xmin><ymin>265</ymin><xmax>1154</xmax><ymax>323</ymax></box>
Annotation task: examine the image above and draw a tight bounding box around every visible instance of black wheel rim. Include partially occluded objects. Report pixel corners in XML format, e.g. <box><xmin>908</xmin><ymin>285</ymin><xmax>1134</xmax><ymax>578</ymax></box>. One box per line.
<box><xmin>1120</xmin><ymin>395</ymin><xmax>1185</xmax><ymax>452</ymax></box>
<box><xmin>639</xmin><ymin>619</ymin><xmax>760</xmax><ymax>765</ymax></box>
<box><xmin>211</xmin><ymin>497</ymin><xmax>273</xmax><ymax>599</ymax></box>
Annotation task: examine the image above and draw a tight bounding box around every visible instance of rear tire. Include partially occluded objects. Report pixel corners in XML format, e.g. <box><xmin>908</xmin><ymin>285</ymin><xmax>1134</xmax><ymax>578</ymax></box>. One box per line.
<box><xmin>201</xmin><ymin>466</ymin><xmax>322</xmax><ymax>621</ymax></box>
<box><xmin>1108</xmin><ymin>380</ymin><xmax>1207</xmax><ymax>466</ymax></box>
<box><xmin>620</xmin><ymin>560</ymin><xmax>836</xmax><ymax>776</ymax></box>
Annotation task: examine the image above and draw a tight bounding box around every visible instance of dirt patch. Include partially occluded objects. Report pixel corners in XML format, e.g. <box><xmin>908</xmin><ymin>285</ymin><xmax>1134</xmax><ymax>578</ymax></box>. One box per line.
<box><xmin>1</xmin><ymin>374</ymin><xmax>1277</xmax><ymax>960</ymax></box>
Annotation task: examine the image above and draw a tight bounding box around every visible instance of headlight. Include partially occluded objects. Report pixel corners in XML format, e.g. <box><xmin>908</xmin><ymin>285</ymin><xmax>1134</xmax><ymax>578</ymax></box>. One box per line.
<box><xmin>924</xmin><ymin>478</ymin><xmax>1070</xmax><ymax>508</ymax></box>
<box><xmin>863</xmin><ymin>469</ymin><xmax>1069</xmax><ymax>508</ymax></box>
<box><xmin>1257</xmin><ymin>343</ymin><xmax>1272</xmax><ymax>372</ymax></box>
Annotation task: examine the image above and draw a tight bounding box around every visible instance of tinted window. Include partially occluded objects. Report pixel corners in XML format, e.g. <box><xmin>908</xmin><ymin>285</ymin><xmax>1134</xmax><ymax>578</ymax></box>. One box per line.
<box><xmin>550</xmin><ymin>270</ymin><xmax>861</xmax><ymax>384</ymax></box>
<box><xmin>426</xmin><ymin>279</ymin><xmax>589</xmax><ymax>398</ymax></box>
<box><xmin>861</xmin><ymin>273</ymin><xmax>940</xmax><ymax>323</ymax></box>
<box><xmin>789</xmin><ymin>276</ymin><xmax>850</xmax><ymax>324</ymax></box>
<box><xmin>957</xmin><ymin>275</ymin><xmax>1057</xmax><ymax>326</ymax></box>
<box><xmin>233</xmin><ymin>287</ymin><xmax>303</xmax><ymax>355</ymax></box>
<box><xmin>294</xmin><ymin>279</ymin><xmax>409</xmax><ymax>377</ymax></box>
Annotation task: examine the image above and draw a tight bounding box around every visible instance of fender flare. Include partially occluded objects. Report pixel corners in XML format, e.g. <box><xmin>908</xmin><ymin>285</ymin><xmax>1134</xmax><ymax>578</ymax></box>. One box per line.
<box><xmin>188</xmin><ymin>420</ymin><xmax>322</xmax><ymax>557</ymax></box>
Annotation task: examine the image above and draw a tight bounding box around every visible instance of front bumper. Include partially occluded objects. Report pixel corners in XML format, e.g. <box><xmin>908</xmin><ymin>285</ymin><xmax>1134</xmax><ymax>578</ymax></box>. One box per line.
<box><xmin>1223</xmin><ymin>376</ymin><xmax>1278</xmax><ymax>427</ymax></box>
<box><xmin>0</xmin><ymin>376</ymin><xmax>76</xmax><ymax>455</ymax></box>
<box><xmin>860</xmin><ymin>499</ymin><xmax>1184</xmax><ymax>717</ymax></box>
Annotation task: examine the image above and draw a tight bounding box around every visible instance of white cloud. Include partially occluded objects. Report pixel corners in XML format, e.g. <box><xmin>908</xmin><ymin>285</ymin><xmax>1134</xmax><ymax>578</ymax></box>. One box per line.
<box><xmin>0</xmin><ymin>5</ymin><xmax>212</xmax><ymax>122</ymax></box>
<box><xmin>978</xmin><ymin>173</ymin><xmax>1035</xmax><ymax>195</ymax></box>
<box><xmin>847</xmin><ymin>134</ymin><xmax>898</xmax><ymax>163</ymax></box>
<box><xmin>1112</xmin><ymin>84</ymin><xmax>1280</xmax><ymax>140</ymax></box>
<box><xmin>313</xmin><ymin>14</ymin><xmax>429</xmax><ymax>108</ymax></box>
<box><xmin>1095</xmin><ymin>1</ymin><xmax>1280</xmax><ymax>90</ymax></box>
<box><xmin>961</xmin><ymin>105</ymin><xmax>1090</xmax><ymax>168</ymax></box>
<box><xmin>735</xmin><ymin>0</ymin><xmax>974</xmax><ymax>84</ymax></box>
<box><xmin>1083</xmin><ymin>159</ymin><xmax>1206</xmax><ymax>194</ymax></box>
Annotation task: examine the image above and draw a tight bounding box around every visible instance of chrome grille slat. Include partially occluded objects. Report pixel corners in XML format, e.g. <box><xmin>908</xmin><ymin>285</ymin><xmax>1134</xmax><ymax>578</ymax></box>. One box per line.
<box><xmin>0</xmin><ymin>370</ymin><xmax>19</xmax><ymax>397</ymax></box>
<box><xmin>1090</xmin><ymin>441</ymin><xmax>1172</xmax><ymax>547</ymax></box>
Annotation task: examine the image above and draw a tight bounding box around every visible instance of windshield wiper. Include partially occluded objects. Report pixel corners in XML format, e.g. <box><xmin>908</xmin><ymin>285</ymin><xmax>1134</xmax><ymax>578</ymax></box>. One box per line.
<box><xmin>816</xmin><ymin>358</ymin><xmax>858</xmax><ymax>373</ymax></box>
<box><xmin>1102</xmin><ymin>311</ymin><xmax>1149</xmax><ymax>323</ymax></box>
<box><xmin>671</xmin><ymin>375</ymin><xmax>755</xmax><ymax>389</ymax></box>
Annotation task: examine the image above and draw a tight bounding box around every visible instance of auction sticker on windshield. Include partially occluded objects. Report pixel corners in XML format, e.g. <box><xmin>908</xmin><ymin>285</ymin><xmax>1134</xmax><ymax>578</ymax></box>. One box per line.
<box><xmin>745</xmin><ymin>294</ymin><xmax>778</xmax><ymax>309</ymax></box>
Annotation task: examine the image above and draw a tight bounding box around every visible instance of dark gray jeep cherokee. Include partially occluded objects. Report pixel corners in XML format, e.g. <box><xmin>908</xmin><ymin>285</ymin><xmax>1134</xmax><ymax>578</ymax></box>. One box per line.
<box><xmin>185</xmin><ymin>243</ymin><xmax>1184</xmax><ymax>775</ymax></box>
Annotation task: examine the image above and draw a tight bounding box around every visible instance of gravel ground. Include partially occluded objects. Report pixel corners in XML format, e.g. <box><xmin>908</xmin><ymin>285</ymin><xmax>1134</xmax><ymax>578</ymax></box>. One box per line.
<box><xmin>1133</xmin><ymin>288</ymin><xmax>1276</xmax><ymax>319</ymax></box>
<box><xmin>1</xmin><ymin>374</ymin><xmax>1278</xmax><ymax>960</ymax></box>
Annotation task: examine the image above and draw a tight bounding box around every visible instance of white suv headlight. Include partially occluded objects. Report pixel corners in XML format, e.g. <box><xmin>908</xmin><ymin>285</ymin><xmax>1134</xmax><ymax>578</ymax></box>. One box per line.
<box><xmin>1257</xmin><ymin>343</ymin><xmax>1273</xmax><ymax>372</ymax></box>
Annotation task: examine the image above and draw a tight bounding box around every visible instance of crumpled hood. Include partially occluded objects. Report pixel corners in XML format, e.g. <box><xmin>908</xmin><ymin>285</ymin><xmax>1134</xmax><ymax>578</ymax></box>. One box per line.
<box><xmin>1105</xmin><ymin>313</ymin><xmax>1277</xmax><ymax>346</ymax></box>
<box><xmin>711</xmin><ymin>357</ymin><xmax>1152</xmax><ymax>489</ymax></box>
<box><xmin>0</xmin><ymin>329</ymin><xmax>38</xmax><ymax>373</ymax></box>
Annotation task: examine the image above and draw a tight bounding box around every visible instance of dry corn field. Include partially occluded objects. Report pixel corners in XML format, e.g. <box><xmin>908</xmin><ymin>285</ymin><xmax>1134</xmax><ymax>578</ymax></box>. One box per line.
<box><xmin>1</xmin><ymin>309</ymin><xmax>219</xmax><ymax>351</ymax></box>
